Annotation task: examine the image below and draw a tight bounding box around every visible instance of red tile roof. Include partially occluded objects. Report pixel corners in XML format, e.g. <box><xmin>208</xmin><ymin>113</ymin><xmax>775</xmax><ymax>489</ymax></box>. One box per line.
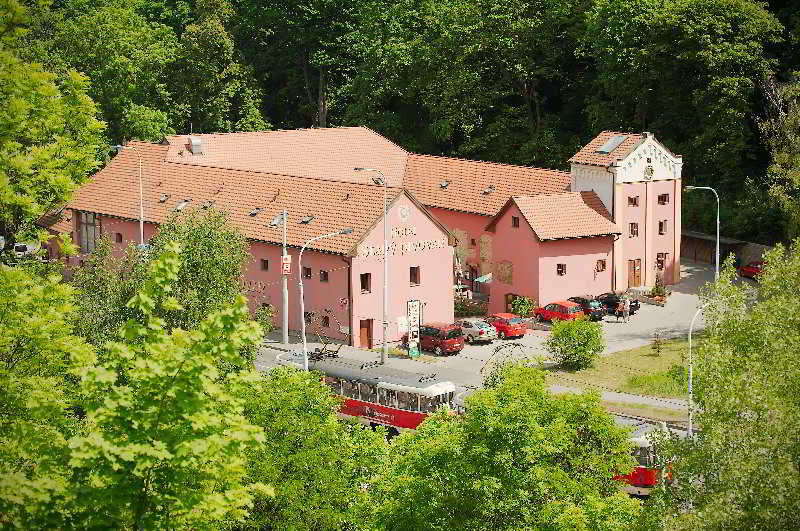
<box><xmin>163</xmin><ymin>127</ymin><xmax>408</xmax><ymax>187</ymax></box>
<box><xmin>56</xmin><ymin>141</ymin><xmax>414</xmax><ymax>255</ymax></box>
<box><xmin>488</xmin><ymin>191</ymin><xmax>619</xmax><ymax>241</ymax></box>
<box><xmin>568</xmin><ymin>131</ymin><xmax>645</xmax><ymax>167</ymax></box>
<box><xmin>403</xmin><ymin>154</ymin><xmax>571</xmax><ymax>217</ymax></box>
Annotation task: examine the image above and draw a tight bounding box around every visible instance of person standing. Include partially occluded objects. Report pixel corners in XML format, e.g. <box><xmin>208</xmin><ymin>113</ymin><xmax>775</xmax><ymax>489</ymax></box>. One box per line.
<box><xmin>623</xmin><ymin>296</ymin><xmax>631</xmax><ymax>323</ymax></box>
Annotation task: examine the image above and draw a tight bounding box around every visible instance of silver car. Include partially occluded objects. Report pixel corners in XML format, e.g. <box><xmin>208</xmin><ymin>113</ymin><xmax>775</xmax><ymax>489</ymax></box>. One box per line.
<box><xmin>458</xmin><ymin>318</ymin><xmax>497</xmax><ymax>344</ymax></box>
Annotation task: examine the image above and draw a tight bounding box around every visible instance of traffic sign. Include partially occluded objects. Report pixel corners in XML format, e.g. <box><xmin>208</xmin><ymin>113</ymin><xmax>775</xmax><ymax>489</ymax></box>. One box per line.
<box><xmin>281</xmin><ymin>256</ymin><xmax>291</xmax><ymax>275</ymax></box>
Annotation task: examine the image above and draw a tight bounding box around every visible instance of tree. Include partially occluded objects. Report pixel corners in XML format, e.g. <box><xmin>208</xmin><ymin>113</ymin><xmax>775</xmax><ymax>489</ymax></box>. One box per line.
<box><xmin>367</xmin><ymin>365</ymin><xmax>640</xmax><ymax>529</ymax></box>
<box><xmin>511</xmin><ymin>295</ymin><xmax>535</xmax><ymax>317</ymax></box>
<box><xmin>658</xmin><ymin>244</ymin><xmax>800</xmax><ymax>529</ymax></box>
<box><xmin>239</xmin><ymin>366</ymin><xmax>386</xmax><ymax>530</ymax></box>
<box><xmin>0</xmin><ymin>1</ymin><xmax>106</xmax><ymax>248</ymax></box>
<box><xmin>546</xmin><ymin>318</ymin><xmax>605</xmax><ymax>370</ymax></box>
<box><xmin>67</xmin><ymin>241</ymin><xmax>271</xmax><ymax>529</ymax></box>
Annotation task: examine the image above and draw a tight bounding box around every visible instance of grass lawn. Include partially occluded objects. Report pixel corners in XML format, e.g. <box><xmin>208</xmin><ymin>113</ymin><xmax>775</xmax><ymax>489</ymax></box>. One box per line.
<box><xmin>545</xmin><ymin>336</ymin><xmax>691</xmax><ymax>399</ymax></box>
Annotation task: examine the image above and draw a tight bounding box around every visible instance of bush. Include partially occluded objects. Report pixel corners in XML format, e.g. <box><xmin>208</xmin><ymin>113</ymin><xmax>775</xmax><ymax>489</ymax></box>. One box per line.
<box><xmin>510</xmin><ymin>295</ymin><xmax>535</xmax><ymax>317</ymax></box>
<box><xmin>650</xmin><ymin>273</ymin><xmax>666</xmax><ymax>297</ymax></box>
<box><xmin>454</xmin><ymin>296</ymin><xmax>487</xmax><ymax>317</ymax></box>
<box><xmin>546</xmin><ymin>318</ymin><xmax>605</xmax><ymax>370</ymax></box>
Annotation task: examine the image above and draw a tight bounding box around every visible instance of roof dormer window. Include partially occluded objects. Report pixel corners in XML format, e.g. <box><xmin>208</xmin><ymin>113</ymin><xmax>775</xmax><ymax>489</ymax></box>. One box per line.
<box><xmin>249</xmin><ymin>207</ymin><xmax>263</xmax><ymax>217</ymax></box>
<box><xmin>159</xmin><ymin>193</ymin><xmax>170</xmax><ymax>203</ymax></box>
<box><xmin>440</xmin><ymin>180</ymin><xmax>450</xmax><ymax>189</ymax></box>
<box><xmin>299</xmin><ymin>215</ymin><xmax>314</xmax><ymax>224</ymax></box>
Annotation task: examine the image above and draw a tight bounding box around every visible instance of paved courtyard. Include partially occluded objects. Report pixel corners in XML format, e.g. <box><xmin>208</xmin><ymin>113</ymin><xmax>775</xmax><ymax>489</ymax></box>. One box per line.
<box><xmin>255</xmin><ymin>260</ymin><xmax>719</xmax><ymax>413</ymax></box>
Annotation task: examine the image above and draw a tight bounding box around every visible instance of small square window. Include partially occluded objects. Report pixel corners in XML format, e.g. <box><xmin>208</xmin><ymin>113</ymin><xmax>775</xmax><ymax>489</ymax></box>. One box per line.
<box><xmin>596</xmin><ymin>259</ymin><xmax>606</xmax><ymax>272</ymax></box>
<box><xmin>628</xmin><ymin>196</ymin><xmax>639</xmax><ymax>207</ymax></box>
<box><xmin>629</xmin><ymin>223</ymin><xmax>639</xmax><ymax>237</ymax></box>
<box><xmin>303</xmin><ymin>267</ymin><xmax>312</xmax><ymax>279</ymax></box>
<box><xmin>512</xmin><ymin>216</ymin><xmax>520</xmax><ymax>228</ymax></box>
<box><xmin>360</xmin><ymin>273</ymin><xmax>371</xmax><ymax>293</ymax></box>
<box><xmin>658</xmin><ymin>193</ymin><xmax>670</xmax><ymax>205</ymax></box>
<box><xmin>657</xmin><ymin>252</ymin><xmax>668</xmax><ymax>271</ymax></box>
<box><xmin>658</xmin><ymin>220</ymin><xmax>667</xmax><ymax>235</ymax></box>
<box><xmin>115</xmin><ymin>232</ymin><xmax>123</xmax><ymax>243</ymax></box>
<box><xmin>410</xmin><ymin>266</ymin><xmax>420</xmax><ymax>286</ymax></box>
<box><xmin>320</xmin><ymin>270</ymin><xmax>329</xmax><ymax>282</ymax></box>
<box><xmin>260</xmin><ymin>259</ymin><xmax>269</xmax><ymax>271</ymax></box>
<box><xmin>471</xmin><ymin>238</ymin><xmax>476</xmax><ymax>246</ymax></box>
<box><xmin>322</xmin><ymin>315</ymin><xmax>330</xmax><ymax>328</ymax></box>
<box><xmin>557</xmin><ymin>263</ymin><xmax>566</xmax><ymax>276</ymax></box>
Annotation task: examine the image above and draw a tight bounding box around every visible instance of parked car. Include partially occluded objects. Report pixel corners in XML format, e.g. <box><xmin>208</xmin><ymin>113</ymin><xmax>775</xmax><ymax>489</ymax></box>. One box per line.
<box><xmin>458</xmin><ymin>318</ymin><xmax>497</xmax><ymax>344</ymax></box>
<box><xmin>485</xmin><ymin>313</ymin><xmax>527</xmax><ymax>339</ymax></box>
<box><xmin>567</xmin><ymin>296</ymin><xmax>607</xmax><ymax>321</ymax></box>
<box><xmin>402</xmin><ymin>323</ymin><xmax>465</xmax><ymax>356</ymax></box>
<box><xmin>534</xmin><ymin>301</ymin><xmax>585</xmax><ymax>322</ymax></box>
<box><xmin>596</xmin><ymin>292</ymin><xmax>640</xmax><ymax>315</ymax></box>
<box><xmin>738</xmin><ymin>261</ymin><xmax>764</xmax><ymax>280</ymax></box>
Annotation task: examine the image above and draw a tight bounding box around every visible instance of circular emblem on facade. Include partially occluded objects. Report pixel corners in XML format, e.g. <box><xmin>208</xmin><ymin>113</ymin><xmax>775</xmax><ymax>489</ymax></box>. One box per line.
<box><xmin>644</xmin><ymin>165</ymin><xmax>654</xmax><ymax>179</ymax></box>
<box><xmin>398</xmin><ymin>205</ymin><xmax>410</xmax><ymax>222</ymax></box>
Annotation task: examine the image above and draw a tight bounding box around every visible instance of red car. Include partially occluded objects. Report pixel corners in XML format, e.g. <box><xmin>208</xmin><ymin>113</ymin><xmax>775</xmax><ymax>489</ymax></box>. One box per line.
<box><xmin>402</xmin><ymin>323</ymin><xmax>464</xmax><ymax>356</ymax></box>
<box><xmin>534</xmin><ymin>301</ymin><xmax>585</xmax><ymax>322</ymax></box>
<box><xmin>738</xmin><ymin>261</ymin><xmax>764</xmax><ymax>279</ymax></box>
<box><xmin>485</xmin><ymin>313</ymin><xmax>527</xmax><ymax>339</ymax></box>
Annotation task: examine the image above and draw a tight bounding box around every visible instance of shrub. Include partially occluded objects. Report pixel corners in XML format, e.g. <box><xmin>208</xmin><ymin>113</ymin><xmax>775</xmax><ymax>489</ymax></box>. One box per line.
<box><xmin>651</xmin><ymin>273</ymin><xmax>666</xmax><ymax>297</ymax></box>
<box><xmin>546</xmin><ymin>318</ymin><xmax>605</xmax><ymax>370</ymax></box>
<box><xmin>454</xmin><ymin>296</ymin><xmax>487</xmax><ymax>317</ymax></box>
<box><xmin>510</xmin><ymin>295</ymin><xmax>535</xmax><ymax>317</ymax></box>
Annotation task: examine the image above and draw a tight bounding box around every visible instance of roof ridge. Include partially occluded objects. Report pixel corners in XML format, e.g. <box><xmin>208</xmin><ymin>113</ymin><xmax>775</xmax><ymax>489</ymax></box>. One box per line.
<box><xmin>360</xmin><ymin>125</ymin><xmax>410</xmax><ymax>153</ymax></box>
<box><xmin>164</xmin><ymin>125</ymin><xmax>374</xmax><ymax>140</ymax></box>
<box><xmin>408</xmin><ymin>152</ymin><xmax>570</xmax><ymax>174</ymax></box>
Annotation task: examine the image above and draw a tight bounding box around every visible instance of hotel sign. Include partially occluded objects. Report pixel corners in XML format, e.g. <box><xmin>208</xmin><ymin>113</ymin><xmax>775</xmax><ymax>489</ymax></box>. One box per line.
<box><xmin>358</xmin><ymin>236</ymin><xmax>447</xmax><ymax>258</ymax></box>
<box><xmin>407</xmin><ymin>300</ymin><xmax>421</xmax><ymax>359</ymax></box>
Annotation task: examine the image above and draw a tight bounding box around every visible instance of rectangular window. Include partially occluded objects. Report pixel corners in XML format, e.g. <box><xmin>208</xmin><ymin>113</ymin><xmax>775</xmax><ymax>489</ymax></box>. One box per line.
<box><xmin>658</xmin><ymin>220</ymin><xmax>667</xmax><ymax>235</ymax></box>
<box><xmin>320</xmin><ymin>270</ymin><xmax>329</xmax><ymax>282</ymax></box>
<box><xmin>658</xmin><ymin>193</ymin><xmax>670</xmax><ymax>205</ymax></box>
<box><xmin>657</xmin><ymin>252</ymin><xmax>668</xmax><ymax>270</ymax></box>
<box><xmin>304</xmin><ymin>311</ymin><xmax>313</xmax><ymax>324</ymax></box>
<box><xmin>471</xmin><ymin>238</ymin><xmax>476</xmax><ymax>246</ymax></box>
<box><xmin>629</xmin><ymin>223</ymin><xmax>639</xmax><ymax>237</ymax></box>
<box><xmin>596</xmin><ymin>259</ymin><xmax>606</xmax><ymax>272</ymax></box>
<box><xmin>115</xmin><ymin>232</ymin><xmax>123</xmax><ymax>243</ymax></box>
<box><xmin>512</xmin><ymin>216</ymin><xmax>520</xmax><ymax>228</ymax></box>
<box><xmin>557</xmin><ymin>263</ymin><xmax>566</xmax><ymax>276</ymax></box>
<box><xmin>260</xmin><ymin>259</ymin><xmax>269</xmax><ymax>271</ymax></box>
<box><xmin>410</xmin><ymin>266</ymin><xmax>420</xmax><ymax>286</ymax></box>
<box><xmin>628</xmin><ymin>196</ymin><xmax>639</xmax><ymax>207</ymax></box>
<box><xmin>303</xmin><ymin>266</ymin><xmax>312</xmax><ymax>279</ymax></box>
<box><xmin>360</xmin><ymin>273</ymin><xmax>371</xmax><ymax>293</ymax></box>
<box><xmin>321</xmin><ymin>315</ymin><xmax>330</xmax><ymax>328</ymax></box>
<box><xmin>77</xmin><ymin>211</ymin><xmax>100</xmax><ymax>253</ymax></box>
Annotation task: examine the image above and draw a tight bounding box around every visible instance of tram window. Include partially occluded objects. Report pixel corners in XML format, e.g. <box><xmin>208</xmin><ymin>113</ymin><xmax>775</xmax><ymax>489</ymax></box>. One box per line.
<box><xmin>360</xmin><ymin>383</ymin><xmax>377</xmax><ymax>403</ymax></box>
<box><xmin>378</xmin><ymin>388</ymin><xmax>397</xmax><ymax>408</ymax></box>
<box><xmin>633</xmin><ymin>446</ymin><xmax>652</xmax><ymax>467</ymax></box>
<box><xmin>324</xmin><ymin>376</ymin><xmax>341</xmax><ymax>394</ymax></box>
<box><xmin>342</xmin><ymin>380</ymin><xmax>360</xmax><ymax>399</ymax></box>
<box><xmin>396</xmin><ymin>391</ymin><xmax>418</xmax><ymax>411</ymax></box>
<box><xmin>419</xmin><ymin>395</ymin><xmax>437</xmax><ymax>413</ymax></box>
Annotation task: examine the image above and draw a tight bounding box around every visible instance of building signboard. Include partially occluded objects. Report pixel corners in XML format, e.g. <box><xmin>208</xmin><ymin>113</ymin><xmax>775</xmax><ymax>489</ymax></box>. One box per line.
<box><xmin>281</xmin><ymin>254</ymin><xmax>291</xmax><ymax>275</ymax></box>
<box><xmin>407</xmin><ymin>299</ymin><xmax>421</xmax><ymax>359</ymax></box>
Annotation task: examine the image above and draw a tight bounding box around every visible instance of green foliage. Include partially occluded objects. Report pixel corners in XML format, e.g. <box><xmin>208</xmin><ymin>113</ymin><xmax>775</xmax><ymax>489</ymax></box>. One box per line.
<box><xmin>368</xmin><ymin>365</ymin><xmax>640</xmax><ymax>529</ymax></box>
<box><xmin>651</xmin><ymin>273</ymin><xmax>666</xmax><ymax>298</ymax></box>
<box><xmin>547</xmin><ymin>318</ymin><xmax>605</xmax><ymax>370</ymax></box>
<box><xmin>660</xmin><ymin>242</ymin><xmax>800</xmax><ymax>528</ymax></box>
<box><xmin>68</xmin><ymin>241</ymin><xmax>271</xmax><ymax>528</ymax></box>
<box><xmin>511</xmin><ymin>295</ymin><xmax>535</xmax><ymax>317</ymax></box>
<box><xmin>0</xmin><ymin>16</ymin><xmax>106</xmax><ymax>247</ymax></box>
<box><xmin>239</xmin><ymin>366</ymin><xmax>386</xmax><ymax>530</ymax></box>
<box><xmin>454</xmin><ymin>296</ymin><xmax>488</xmax><ymax>317</ymax></box>
<box><xmin>622</xmin><ymin>364</ymin><xmax>687</xmax><ymax>398</ymax></box>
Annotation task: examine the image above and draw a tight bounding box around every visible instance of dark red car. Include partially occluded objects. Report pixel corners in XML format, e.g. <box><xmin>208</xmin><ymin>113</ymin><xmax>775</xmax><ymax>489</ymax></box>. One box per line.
<box><xmin>738</xmin><ymin>261</ymin><xmax>764</xmax><ymax>279</ymax></box>
<box><xmin>485</xmin><ymin>313</ymin><xmax>527</xmax><ymax>339</ymax></box>
<box><xmin>402</xmin><ymin>323</ymin><xmax>464</xmax><ymax>356</ymax></box>
<box><xmin>534</xmin><ymin>301</ymin><xmax>585</xmax><ymax>322</ymax></box>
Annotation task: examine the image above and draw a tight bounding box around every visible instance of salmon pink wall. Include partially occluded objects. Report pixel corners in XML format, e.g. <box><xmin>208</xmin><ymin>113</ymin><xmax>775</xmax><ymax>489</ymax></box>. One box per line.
<box><xmin>428</xmin><ymin>207</ymin><xmax>493</xmax><ymax>277</ymax></box>
<box><xmin>63</xmin><ymin>212</ymin><xmax>158</xmax><ymax>266</ymax></box>
<box><xmin>538</xmin><ymin>237</ymin><xmax>614</xmax><ymax>305</ymax></box>
<box><xmin>351</xmin><ymin>195</ymin><xmax>455</xmax><ymax>348</ymax></box>
<box><xmin>650</xmin><ymin>180</ymin><xmax>677</xmax><ymax>284</ymax></box>
<box><xmin>621</xmin><ymin>182</ymin><xmax>646</xmax><ymax>289</ymax></box>
<box><xmin>487</xmin><ymin>204</ymin><xmax>540</xmax><ymax>314</ymax></box>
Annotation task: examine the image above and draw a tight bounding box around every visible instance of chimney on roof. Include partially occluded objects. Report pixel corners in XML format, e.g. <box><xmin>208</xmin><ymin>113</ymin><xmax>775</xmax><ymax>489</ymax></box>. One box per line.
<box><xmin>187</xmin><ymin>136</ymin><xmax>203</xmax><ymax>155</ymax></box>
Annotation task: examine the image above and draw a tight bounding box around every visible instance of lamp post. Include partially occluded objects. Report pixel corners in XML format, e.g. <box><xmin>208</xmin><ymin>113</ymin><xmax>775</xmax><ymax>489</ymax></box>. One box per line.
<box><xmin>687</xmin><ymin>303</ymin><xmax>707</xmax><ymax>438</ymax></box>
<box><xmin>268</xmin><ymin>210</ymin><xmax>289</xmax><ymax>345</ymax></box>
<box><xmin>113</xmin><ymin>144</ymin><xmax>145</xmax><ymax>247</ymax></box>
<box><xmin>685</xmin><ymin>186</ymin><xmax>720</xmax><ymax>280</ymax></box>
<box><xmin>355</xmin><ymin>167</ymin><xmax>389</xmax><ymax>365</ymax></box>
<box><xmin>298</xmin><ymin>228</ymin><xmax>353</xmax><ymax>371</ymax></box>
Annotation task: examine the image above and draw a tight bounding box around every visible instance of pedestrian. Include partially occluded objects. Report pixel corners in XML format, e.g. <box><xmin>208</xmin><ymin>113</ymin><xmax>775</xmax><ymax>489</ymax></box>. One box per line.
<box><xmin>615</xmin><ymin>300</ymin><xmax>624</xmax><ymax>322</ymax></box>
<box><xmin>623</xmin><ymin>296</ymin><xmax>631</xmax><ymax>323</ymax></box>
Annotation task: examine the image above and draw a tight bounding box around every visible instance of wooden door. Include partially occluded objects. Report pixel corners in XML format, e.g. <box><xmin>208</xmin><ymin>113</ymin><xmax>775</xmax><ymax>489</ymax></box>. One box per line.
<box><xmin>359</xmin><ymin>319</ymin><xmax>372</xmax><ymax>349</ymax></box>
<box><xmin>628</xmin><ymin>259</ymin><xmax>642</xmax><ymax>287</ymax></box>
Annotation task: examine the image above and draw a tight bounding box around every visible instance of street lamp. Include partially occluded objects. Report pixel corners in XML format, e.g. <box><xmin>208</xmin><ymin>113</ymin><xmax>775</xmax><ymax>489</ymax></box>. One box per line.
<box><xmin>298</xmin><ymin>228</ymin><xmax>354</xmax><ymax>371</ymax></box>
<box><xmin>268</xmin><ymin>210</ymin><xmax>289</xmax><ymax>345</ymax></box>
<box><xmin>355</xmin><ymin>167</ymin><xmax>389</xmax><ymax>365</ymax></box>
<box><xmin>685</xmin><ymin>186</ymin><xmax>720</xmax><ymax>280</ymax></box>
<box><xmin>687</xmin><ymin>303</ymin><xmax>707</xmax><ymax>438</ymax></box>
<box><xmin>113</xmin><ymin>144</ymin><xmax>145</xmax><ymax>247</ymax></box>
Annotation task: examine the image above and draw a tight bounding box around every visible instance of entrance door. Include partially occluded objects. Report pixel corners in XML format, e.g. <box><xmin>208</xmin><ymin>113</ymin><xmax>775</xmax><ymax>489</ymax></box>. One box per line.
<box><xmin>628</xmin><ymin>259</ymin><xmax>642</xmax><ymax>287</ymax></box>
<box><xmin>359</xmin><ymin>319</ymin><xmax>373</xmax><ymax>349</ymax></box>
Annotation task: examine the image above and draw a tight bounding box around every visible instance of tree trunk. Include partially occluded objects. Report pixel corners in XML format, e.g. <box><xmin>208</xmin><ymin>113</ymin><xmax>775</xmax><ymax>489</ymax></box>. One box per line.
<box><xmin>317</xmin><ymin>66</ymin><xmax>328</xmax><ymax>128</ymax></box>
<box><xmin>521</xmin><ymin>80</ymin><xmax>541</xmax><ymax>136</ymax></box>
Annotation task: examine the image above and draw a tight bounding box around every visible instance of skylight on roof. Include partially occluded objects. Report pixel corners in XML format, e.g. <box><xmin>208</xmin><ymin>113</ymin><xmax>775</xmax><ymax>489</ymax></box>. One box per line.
<box><xmin>482</xmin><ymin>185</ymin><xmax>495</xmax><ymax>195</ymax></box>
<box><xmin>174</xmin><ymin>198</ymin><xmax>192</xmax><ymax>212</ymax></box>
<box><xmin>595</xmin><ymin>135</ymin><xmax>626</xmax><ymax>154</ymax></box>
<box><xmin>299</xmin><ymin>215</ymin><xmax>314</xmax><ymax>224</ymax></box>
<box><xmin>440</xmin><ymin>180</ymin><xmax>450</xmax><ymax>189</ymax></box>
<box><xmin>249</xmin><ymin>207</ymin><xmax>263</xmax><ymax>217</ymax></box>
<box><xmin>159</xmin><ymin>193</ymin><xmax>171</xmax><ymax>203</ymax></box>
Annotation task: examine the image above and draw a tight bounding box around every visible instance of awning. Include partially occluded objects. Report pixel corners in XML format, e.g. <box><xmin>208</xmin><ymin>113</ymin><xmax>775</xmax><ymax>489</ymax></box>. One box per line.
<box><xmin>474</xmin><ymin>272</ymin><xmax>492</xmax><ymax>283</ymax></box>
